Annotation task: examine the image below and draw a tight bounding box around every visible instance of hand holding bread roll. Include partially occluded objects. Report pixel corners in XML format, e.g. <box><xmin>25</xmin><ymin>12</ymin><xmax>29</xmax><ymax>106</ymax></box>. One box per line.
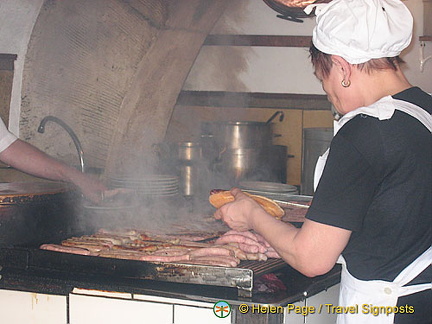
<box><xmin>209</xmin><ymin>189</ymin><xmax>285</xmax><ymax>220</ymax></box>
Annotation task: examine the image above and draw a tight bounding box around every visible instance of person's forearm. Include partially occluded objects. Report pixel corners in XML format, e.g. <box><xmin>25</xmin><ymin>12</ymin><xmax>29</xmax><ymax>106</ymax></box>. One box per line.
<box><xmin>250</xmin><ymin>209</ymin><xmax>341</xmax><ymax>277</ymax></box>
<box><xmin>249</xmin><ymin>209</ymin><xmax>306</xmax><ymax>271</ymax></box>
<box><xmin>0</xmin><ymin>139</ymin><xmax>107</xmax><ymax>203</ymax></box>
<box><xmin>0</xmin><ymin>139</ymin><xmax>79</xmax><ymax>181</ymax></box>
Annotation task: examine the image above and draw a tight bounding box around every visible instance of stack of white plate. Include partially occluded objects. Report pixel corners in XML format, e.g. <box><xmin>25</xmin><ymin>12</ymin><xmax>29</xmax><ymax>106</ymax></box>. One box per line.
<box><xmin>239</xmin><ymin>181</ymin><xmax>298</xmax><ymax>201</ymax></box>
<box><xmin>108</xmin><ymin>174</ymin><xmax>179</xmax><ymax>197</ymax></box>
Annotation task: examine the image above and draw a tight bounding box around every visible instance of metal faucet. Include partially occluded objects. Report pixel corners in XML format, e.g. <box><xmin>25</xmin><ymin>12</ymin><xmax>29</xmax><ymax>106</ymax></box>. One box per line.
<box><xmin>37</xmin><ymin>116</ymin><xmax>85</xmax><ymax>173</ymax></box>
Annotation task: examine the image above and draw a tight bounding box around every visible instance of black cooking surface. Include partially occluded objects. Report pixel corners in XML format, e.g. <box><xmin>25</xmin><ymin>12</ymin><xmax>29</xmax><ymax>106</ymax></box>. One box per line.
<box><xmin>0</xmin><ymin>246</ymin><xmax>341</xmax><ymax>305</ymax></box>
<box><xmin>0</xmin><ymin>186</ymin><xmax>340</xmax><ymax>303</ymax></box>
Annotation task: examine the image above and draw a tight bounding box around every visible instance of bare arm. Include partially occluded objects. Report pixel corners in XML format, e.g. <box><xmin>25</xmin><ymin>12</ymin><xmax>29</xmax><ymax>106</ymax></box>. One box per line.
<box><xmin>214</xmin><ymin>188</ymin><xmax>351</xmax><ymax>277</ymax></box>
<box><xmin>0</xmin><ymin>139</ymin><xmax>107</xmax><ymax>203</ymax></box>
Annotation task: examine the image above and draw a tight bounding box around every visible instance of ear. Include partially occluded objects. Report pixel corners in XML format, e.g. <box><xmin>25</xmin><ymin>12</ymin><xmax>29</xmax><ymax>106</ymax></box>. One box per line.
<box><xmin>331</xmin><ymin>55</ymin><xmax>352</xmax><ymax>81</ymax></box>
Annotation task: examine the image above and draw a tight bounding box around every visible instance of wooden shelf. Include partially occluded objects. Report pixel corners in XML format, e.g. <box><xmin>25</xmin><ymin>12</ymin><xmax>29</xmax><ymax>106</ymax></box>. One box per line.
<box><xmin>204</xmin><ymin>35</ymin><xmax>312</xmax><ymax>47</ymax></box>
<box><xmin>176</xmin><ymin>91</ymin><xmax>331</xmax><ymax>110</ymax></box>
<box><xmin>419</xmin><ymin>36</ymin><xmax>432</xmax><ymax>42</ymax></box>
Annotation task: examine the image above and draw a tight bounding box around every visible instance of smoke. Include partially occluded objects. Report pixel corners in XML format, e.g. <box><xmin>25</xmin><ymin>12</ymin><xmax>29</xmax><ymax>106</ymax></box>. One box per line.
<box><xmin>79</xmin><ymin>192</ymin><xmax>228</xmax><ymax>236</ymax></box>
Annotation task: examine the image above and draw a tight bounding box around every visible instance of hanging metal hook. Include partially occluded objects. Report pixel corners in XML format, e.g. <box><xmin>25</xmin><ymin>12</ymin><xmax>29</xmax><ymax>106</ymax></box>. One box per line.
<box><xmin>419</xmin><ymin>41</ymin><xmax>432</xmax><ymax>72</ymax></box>
<box><xmin>265</xmin><ymin>111</ymin><xmax>285</xmax><ymax>124</ymax></box>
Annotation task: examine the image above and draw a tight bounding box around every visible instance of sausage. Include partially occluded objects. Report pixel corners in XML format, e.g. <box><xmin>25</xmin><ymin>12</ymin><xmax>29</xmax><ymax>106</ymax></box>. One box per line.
<box><xmin>98</xmin><ymin>250</ymin><xmax>191</xmax><ymax>263</ymax></box>
<box><xmin>138</xmin><ymin>254</ymin><xmax>191</xmax><ymax>262</ymax></box>
<box><xmin>223</xmin><ymin>230</ymin><xmax>271</xmax><ymax>247</ymax></box>
<box><xmin>217</xmin><ymin>243</ymin><xmax>248</xmax><ymax>260</ymax></box>
<box><xmin>112</xmin><ymin>244</ymin><xmax>160</xmax><ymax>252</ymax></box>
<box><xmin>185</xmin><ymin>255</ymin><xmax>240</xmax><ymax>267</ymax></box>
<box><xmin>97</xmin><ymin>250</ymin><xmax>149</xmax><ymax>260</ymax></box>
<box><xmin>215</xmin><ymin>234</ymin><xmax>268</xmax><ymax>253</ymax></box>
<box><xmin>67</xmin><ymin>236</ymin><xmax>116</xmax><ymax>248</ymax></box>
<box><xmin>188</xmin><ymin>246</ymin><xmax>234</xmax><ymax>258</ymax></box>
<box><xmin>151</xmin><ymin>248</ymin><xmax>191</xmax><ymax>256</ymax></box>
<box><xmin>40</xmin><ymin>244</ymin><xmax>91</xmax><ymax>256</ymax></box>
<box><xmin>245</xmin><ymin>253</ymin><xmax>268</xmax><ymax>261</ymax></box>
<box><xmin>90</xmin><ymin>233</ymin><xmax>132</xmax><ymax>245</ymax></box>
<box><xmin>61</xmin><ymin>241</ymin><xmax>111</xmax><ymax>253</ymax></box>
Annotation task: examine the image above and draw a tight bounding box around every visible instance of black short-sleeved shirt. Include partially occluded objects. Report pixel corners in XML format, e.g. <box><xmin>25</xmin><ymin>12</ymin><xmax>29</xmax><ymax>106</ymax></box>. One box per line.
<box><xmin>306</xmin><ymin>87</ymin><xmax>431</xmax><ymax>283</ymax></box>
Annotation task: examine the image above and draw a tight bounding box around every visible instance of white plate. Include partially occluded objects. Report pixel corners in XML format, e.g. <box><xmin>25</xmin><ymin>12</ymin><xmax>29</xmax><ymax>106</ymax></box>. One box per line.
<box><xmin>108</xmin><ymin>175</ymin><xmax>178</xmax><ymax>183</ymax></box>
<box><xmin>243</xmin><ymin>190</ymin><xmax>299</xmax><ymax>201</ymax></box>
<box><xmin>239</xmin><ymin>181</ymin><xmax>298</xmax><ymax>193</ymax></box>
<box><xmin>109</xmin><ymin>182</ymin><xmax>179</xmax><ymax>190</ymax></box>
<box><xmin>83</xmin><ymin>203</ymin><xmax>140</xmax><ymax>211</ymax></box>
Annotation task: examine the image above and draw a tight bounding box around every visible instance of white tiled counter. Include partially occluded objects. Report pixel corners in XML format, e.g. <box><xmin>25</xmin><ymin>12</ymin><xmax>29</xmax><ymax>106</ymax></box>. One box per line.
<box><xmin>0</xmin><ymin>289</ymin><xmax>67</xmax><ymax>324</ymax></box>
<box><xmin>0</xmin><ymin>284</ymin><xmax>340</xmax><ymax>324</ymax></box>
<box><xmin>70</xmin><ymin>288</ymin><xmax>231</xmax><ymax>324</ymax></box>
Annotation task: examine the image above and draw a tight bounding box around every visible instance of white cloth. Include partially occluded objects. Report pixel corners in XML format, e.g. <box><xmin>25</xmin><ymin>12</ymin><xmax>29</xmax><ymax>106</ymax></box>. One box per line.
<box><xmin>313</xmin><ymin>96</ymin><xmax>432</xmax><ymax>191</ymax></box>
<box><xmin>304</xmin><ymin>0</ymin><xmax>413</xmax><ymax>64</ymax></box>
<box><xmin>0</xmin><ymin>118</ymin><xmax>17</xmax><ymax>153</ymax></box>
<box><xmin>337</xmin><ymin>248</ymin><xmax>432</xmax><ymax>324</ymax></box>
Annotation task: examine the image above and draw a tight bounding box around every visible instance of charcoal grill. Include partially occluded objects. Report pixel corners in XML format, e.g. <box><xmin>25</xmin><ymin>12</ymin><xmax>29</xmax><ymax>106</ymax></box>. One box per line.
<box><xmin>0</xmin><ymin>246</ymin><xmax>288</xmax><ymax>298</ymax></box>
<box><xmin>0</xmin><ymin>182</ymin><xmax>291</xmax><ymax>298</ymax></box>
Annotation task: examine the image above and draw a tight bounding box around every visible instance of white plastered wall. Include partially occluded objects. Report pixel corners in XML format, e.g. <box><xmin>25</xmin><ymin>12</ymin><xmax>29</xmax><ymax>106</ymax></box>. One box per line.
<box><xmin>184</xmin><ymin>0</ymin><xmax>432</xmax><ymax>94</ymax></box>
<box><xmin>0</xmin><ymin>0</ymin><xmax>430</xmax><ymax>138</ymax></box>
<box><xmin>0</xmin><ymin>0</ymin><xmax>44</xmax><ymax>136</ymax></box>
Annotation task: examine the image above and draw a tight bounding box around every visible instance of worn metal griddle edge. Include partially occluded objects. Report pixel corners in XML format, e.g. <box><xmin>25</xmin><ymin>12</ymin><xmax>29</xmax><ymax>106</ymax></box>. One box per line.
<box><xmin>0</xmin><ymin>247</ymin><xmax>288</xmax><ymax>297</ymax></box>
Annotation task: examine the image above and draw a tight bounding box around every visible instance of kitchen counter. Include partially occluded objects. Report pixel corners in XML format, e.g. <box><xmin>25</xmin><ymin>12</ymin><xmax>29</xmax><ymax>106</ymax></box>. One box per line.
<box><xmin>0</xmin><ymin>252</ymin><xmax>341</xmax><ymax>324</ymax></box>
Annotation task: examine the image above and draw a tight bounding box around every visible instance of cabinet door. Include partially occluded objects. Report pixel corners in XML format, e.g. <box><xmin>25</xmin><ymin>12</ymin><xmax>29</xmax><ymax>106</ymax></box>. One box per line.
<box><xmin>284</xmin><ymin>299</ymin><xmax>307</xmax><ymax>324</ymax></box>
<box><xmin>0</xmin><ymin>289</ymin><xmax>67</xmax><ymax>324</ymax></box>
<box><xmin>69</xmin><ymin>294</ymin><xmax>173</xmax><ymax>324</ymax></box>
<box><xmin>174</xmin><ymin>304</ymin><xmax>231</xmax><ymax>324</ymax></box>
<box><xmin>305</xmin><ymin>284</ymin><xmax>340</xmax><ymax>324</ymax></box>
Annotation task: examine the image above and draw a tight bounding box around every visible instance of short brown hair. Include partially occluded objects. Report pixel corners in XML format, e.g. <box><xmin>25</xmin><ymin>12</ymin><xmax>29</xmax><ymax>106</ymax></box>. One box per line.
<box><xmin>309</xmin><ymin>43</ymin><xmax>333</xmax><ymax>79</ymax></box>
<box><xmin>309</xmin><ymin>43</ymin><xmax>404</xmax><ymax>79</ymax></box>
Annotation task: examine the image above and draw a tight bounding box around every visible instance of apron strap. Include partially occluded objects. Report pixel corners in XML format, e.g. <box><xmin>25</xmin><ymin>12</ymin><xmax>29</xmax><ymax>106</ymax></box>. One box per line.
<box><xmin>392</xmin><ymin>99</ymin><xmax>432</xmax><ymax>132</ymax></box>
<box><xmin>393</xmin><ymin>246</ymin><xmax>432</xmax><ymax>286</ymax></box>
<box><xmin>398</xmin><ymin>283</ymin><xmax>431</xmax><ymax>298</ymax></box>
<box><xmin>338</xmin><ymin>248</ymin><xmax>432</xmax><ymax>298</ymax></box>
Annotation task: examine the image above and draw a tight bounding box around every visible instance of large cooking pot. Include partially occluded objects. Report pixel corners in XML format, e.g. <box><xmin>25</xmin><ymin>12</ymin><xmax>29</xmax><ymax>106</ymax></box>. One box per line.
<box><xmin>218</xmin><ymin>148</ymin><xmax>262</xmax><ymax>181</ymax></box>
<box><xmin>0</xmin><ymin>182</ymin><xmax>81</xmax><ymax>246</ymax></box>
<box><xmin>211</xmin><ymin>145</ymin><xmax>289</xmax><ymax>185</ymax></box>
<box><xmin>200</xmin><ymin>111</ymin><xmax>284</xmax><ymax>150</ymax></box>
<box><xmin>201</xmin><ymin>121</ymin><xmax>274</xmax><ymax>150</ymax></box>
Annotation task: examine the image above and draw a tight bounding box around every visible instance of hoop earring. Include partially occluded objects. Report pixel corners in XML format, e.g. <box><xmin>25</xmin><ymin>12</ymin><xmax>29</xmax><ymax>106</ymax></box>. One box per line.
<box><xmin>341</xmin><ymin>79</ymin><xmax>351</xmax><ymax>88</ymax></box>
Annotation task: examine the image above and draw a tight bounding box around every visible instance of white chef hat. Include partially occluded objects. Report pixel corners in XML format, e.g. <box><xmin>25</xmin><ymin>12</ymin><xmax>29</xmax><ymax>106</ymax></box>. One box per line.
<box><xmin>304</xmin><ymin>0</ymin><xmax>413</xmax><ymax>64</ymax></box>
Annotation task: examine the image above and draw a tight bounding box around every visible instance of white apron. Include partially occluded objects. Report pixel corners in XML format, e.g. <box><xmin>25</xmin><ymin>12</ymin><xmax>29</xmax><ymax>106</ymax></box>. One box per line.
<box><xmin>313</xmin><ymin>96</ymin><xmax>432</xmax><ymax>324</ymax></box>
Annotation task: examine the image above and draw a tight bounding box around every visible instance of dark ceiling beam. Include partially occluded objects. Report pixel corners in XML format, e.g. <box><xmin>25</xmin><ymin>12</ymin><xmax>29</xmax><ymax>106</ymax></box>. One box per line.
<box><xmin>177</xmin><ymin>90</ymin><xmax>331</xmax><ymax>110</ymax></box>
<box><xmin>203</xmin><ymin>35</ymin><xmax>312</xmax><ymax>47</ymax></box>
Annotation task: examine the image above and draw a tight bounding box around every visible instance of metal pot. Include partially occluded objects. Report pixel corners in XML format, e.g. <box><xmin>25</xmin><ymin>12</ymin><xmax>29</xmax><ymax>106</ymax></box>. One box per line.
<box><xmin>177</xmin><ymin>142</ymin><xmax>202</xmax><ymax>162</ymax></box>
<box><xmin>177</xmin><ymin>142</ymin><xmax>202</xmax><ymax>197</ymax></box>
<box><xmin>201</xmin><ymin>121</ymin><xmax>274</xmax><ymax>150</ymax></box>
<box><xmin>219</xmin><ymin>148</ymin><xmax>262</xmax><ymax>180</ymax></box>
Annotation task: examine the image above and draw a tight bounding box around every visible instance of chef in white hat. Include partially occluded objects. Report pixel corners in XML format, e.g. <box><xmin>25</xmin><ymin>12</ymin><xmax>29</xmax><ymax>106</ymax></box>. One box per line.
<box><xmin>214</xmin><ymin>1</ymin><xmax>431</xmax><ymax>323</ymax></box>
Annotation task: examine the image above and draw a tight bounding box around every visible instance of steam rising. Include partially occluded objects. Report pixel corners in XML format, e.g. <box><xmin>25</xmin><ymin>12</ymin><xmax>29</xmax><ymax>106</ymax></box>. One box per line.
<box><xmin>80</xmin><ymin>191</ymin><xmax>228</xmax><ymax>236</ymax></box>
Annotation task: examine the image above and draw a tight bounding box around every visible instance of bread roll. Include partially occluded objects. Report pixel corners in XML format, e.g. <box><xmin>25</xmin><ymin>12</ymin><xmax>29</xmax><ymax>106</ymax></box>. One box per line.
<box><xmin>209</xmin><ymin>190</ymin><xmax>284</xmax><ymax>220</ymax></box>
